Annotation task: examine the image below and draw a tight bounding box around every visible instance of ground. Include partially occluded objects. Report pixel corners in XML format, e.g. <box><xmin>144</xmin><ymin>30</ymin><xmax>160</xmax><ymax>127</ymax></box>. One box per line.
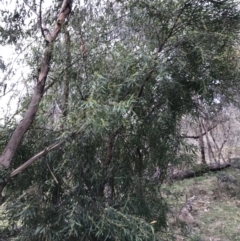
<box><xmin>1</xmin><ymin>166</ymin><xmax>240</xmax><ymax>240</ymax></box>
<box><xmin>161</xmin><ymin>167</ymin><xmax>240</xmax><ymax>241</ymax></box>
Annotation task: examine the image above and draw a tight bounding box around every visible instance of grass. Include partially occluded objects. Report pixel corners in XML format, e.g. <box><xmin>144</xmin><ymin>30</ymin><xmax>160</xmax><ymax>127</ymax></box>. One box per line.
<box><xmin>161</xmin><ymin>167</ymin><xmax>240</xmax><ymax>241</ymax></box>
<box><xmin>1</xmin><ymin>166</ymin><xmax>240</xmax><ymax>240</ymax></box>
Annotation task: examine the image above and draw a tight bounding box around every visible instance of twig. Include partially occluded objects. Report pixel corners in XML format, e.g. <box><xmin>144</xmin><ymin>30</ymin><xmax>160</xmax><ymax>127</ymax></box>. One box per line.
<box><xmin>181</xmin><ymin>124</ymin><xmax>217</xmax><ymax>139</ymax></box>
<box><xmin>23</xmin><ymin>0</ymin><xmax>39</xmax><ymax>16</ymax></box>
<box><xmin>39</xmin><ymin>0</ymin><xmax>51</xmax><ymax>41</ymax></box>
<box><xmin>46</xmin><ymin>162</ymin><xmax>59</xmax><ymax>184</ymax></box>
<box><xmin>178</xmin><ymin>195</ymin><xmax>197</xmax><ymax>219</ymax></box>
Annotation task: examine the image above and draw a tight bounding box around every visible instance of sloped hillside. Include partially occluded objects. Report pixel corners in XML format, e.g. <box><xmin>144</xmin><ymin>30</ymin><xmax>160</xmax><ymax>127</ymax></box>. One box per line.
<box><xmin>161</xmin><ymin>167</ymin><xmax>240</xmax><ymax>241</ymax></box>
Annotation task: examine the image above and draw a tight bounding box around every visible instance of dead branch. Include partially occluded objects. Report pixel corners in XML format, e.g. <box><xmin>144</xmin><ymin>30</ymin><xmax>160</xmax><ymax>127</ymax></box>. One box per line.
<box><xmin>10</xmin><ymin>142</ymin><xmax>62</xmax><ymax>177</ymax></box>
<box><xmin>181</xmin><ymin>124</ymin><xmax>217</xmax><ymax>139</ymax></box>
<box><xmin>178</xmin><ymin>195</ymin><xmax>198</xmax><ymax>226</ymax></box>
<box><xmin>171</xmin><ymin>163</ymin><xmax>231</xmax><ymax>181</ymax></box>
<box><xmin>46</xmin><ymin>162</ymin><xmax>59</xmax><ymax>184</ymax></box>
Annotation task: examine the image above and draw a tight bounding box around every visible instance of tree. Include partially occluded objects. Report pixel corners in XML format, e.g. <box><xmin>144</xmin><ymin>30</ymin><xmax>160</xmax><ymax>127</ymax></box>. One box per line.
<box><xmin>0</xmin><ymin>0</ymin><xmax>240</xmax><ymax>240</ymax></box>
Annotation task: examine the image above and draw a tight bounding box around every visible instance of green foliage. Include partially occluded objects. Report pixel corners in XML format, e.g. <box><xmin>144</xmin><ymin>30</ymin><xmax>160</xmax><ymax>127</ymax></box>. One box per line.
<box><xmin>1</xmin><ymin>0</ymin><xmax>240</xmax><ymax>240</ymax></box>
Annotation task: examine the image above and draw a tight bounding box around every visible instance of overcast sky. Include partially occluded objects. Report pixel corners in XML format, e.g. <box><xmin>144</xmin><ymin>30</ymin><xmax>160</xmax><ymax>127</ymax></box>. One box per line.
<box><xmin>0</xmin><ymin>0</ymin><xmax>51</xmax><ymax>124</ymax></box>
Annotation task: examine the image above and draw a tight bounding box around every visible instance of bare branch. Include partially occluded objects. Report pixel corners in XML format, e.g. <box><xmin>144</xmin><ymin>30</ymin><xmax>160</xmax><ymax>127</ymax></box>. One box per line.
<box><xmin>59</xmin><ymin>0</ymin><xmax>73</xmax><ymax>14</ymax></box>
<box><xmin>181</xmin><ymin>124</ymin><xmax>217</xmax><ymax>139</ymax></box>
<box><xmin>39</xmin><ymin>0</ymin><xmax>48</xmax><ymax>40</ymax></box>
<box><xmin>23</xmin><ymin>0</ymin><xmax>39</xmax><ymax>17</ymax></box>
<box><xmin>46</xmin><ymin>162</ymin><xmax>59</xmax><ymax>184</ymax></box>
<box><xmin>10</xmin><ymin>142</ymin><xmax>62</xmax><ymax>177</ymax></box>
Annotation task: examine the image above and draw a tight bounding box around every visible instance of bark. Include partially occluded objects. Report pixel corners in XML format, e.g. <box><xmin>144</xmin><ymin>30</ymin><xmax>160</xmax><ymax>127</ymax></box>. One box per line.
<box><xmin>171</xmin><ymin>163</ymin><xmax>231</xmax><ymax>181</ymax></box>
<box><xmin>209</xmin><ymin>129</ymin><xmax>226</xmax><ymax>163</ymax></box>
<box><xmin>193</xmin><ymin>95</ymin><xmax>207</xmax><ymax>164</ymax></box>
<box><xmin>10</xmin><ymin>142</ymin><xmax>62</xmax><ymax>177</ymax></box>
<box><xmin>100</xmin><ymin>125</ymin><xmax>123</xmax><ymax>202</ymax></box>
<box><xmin>201</xmin><ymin>119</ymin><xmax>216</xmax><ymax>163</ymax></box>
<box><xmin>62</xmin><ymin>30</ymin><xmax>71</xmax><ymax>117</ymax></box>
<box><xmin>198</xmin><ymin>120</ymin><xmax>206</xmax><ymax>164</ymax></box>
<box><xmin>0</xmin><ymin>141</ymin><xmax>62</xmax><ymax>197</ymax></box>
<box><xmin>59</xmin><ymin>28</ymin><xmax>71</xmax><ymax>130</ymax></box>
<box><xmin>104</xmin><ymin>125</ymin><xmax>123</xmax><ymax>167</ymax></box>
<box><xmin>181</xmin><ymin>124</ymin><xmax>217</xmax><ymax>139</ymax></box>
<box><xmin>0</xmin><ymin>0</ymin><xmax>73</xmax><ymax>169</ymax></box>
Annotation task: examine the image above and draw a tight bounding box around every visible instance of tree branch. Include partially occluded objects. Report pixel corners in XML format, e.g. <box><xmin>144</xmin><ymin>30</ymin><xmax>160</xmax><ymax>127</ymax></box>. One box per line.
<box><xmin>0</xmin><ymin>0</ymin><xmax>73</xmax><ymax>169</ymax></box>
<box><xmin>10</xmin><ymin>142</ymin><xmax>62</xmax><ymax>178</ymax></box>
<box><xmin>104</xmin><ymin>125</ymin><xmax>123</xmax><ymax>167</ymax></box>
<box><xmin>181</xmin><ymin>124</ymin><xmax>217</xmax><ymax>139</ymax></box>
<box><xmin>23</xmin><ymin>0</ymin><xmax>38</xmax><ymax>16</ymax></box>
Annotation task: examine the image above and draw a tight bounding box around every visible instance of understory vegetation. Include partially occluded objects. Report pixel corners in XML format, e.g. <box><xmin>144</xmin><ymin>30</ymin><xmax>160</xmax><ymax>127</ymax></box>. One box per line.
<box><xmin>0</xmin><ymin>0</ymin><xmax>240</xmax><ymax>240</ymax></box>
<box><xmin>162</xmin><ymin>167</ymin><xmax>240</xmax><ymax>241</ymax></box>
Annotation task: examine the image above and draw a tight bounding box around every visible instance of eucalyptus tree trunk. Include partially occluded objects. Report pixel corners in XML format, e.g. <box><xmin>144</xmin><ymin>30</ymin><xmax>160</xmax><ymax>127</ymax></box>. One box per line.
<box><xmin>0</xmin><ymin>0</ymin><xmax>73</xmax><ymax>169</ymax></box>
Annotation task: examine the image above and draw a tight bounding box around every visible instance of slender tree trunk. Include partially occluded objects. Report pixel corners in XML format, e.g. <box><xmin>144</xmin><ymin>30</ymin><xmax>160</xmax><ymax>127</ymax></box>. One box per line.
<box><xmin>101</xmin><ymin>125</ymin><xmax>123</xmax><ymax>204</ymax></box>
<box><xmin>201</xmin><ymin>119</ymin><xmax>216</xmax><ymax>164</ymax></box>
<box><xmin>59</xmin><ymin>27</ymin><xmax>71</xmax><ymax>130</ymax></box>
<box><xmin>194</xmin><ymin>95</ymin><xmax>206</xmax><ymax>164</ymax></box>
<box><xmin>209</xmin><ymin>129</ymin><xmax>227</xmax><ymax>163</ymax></box>
<box><xmin>0</xmin><ymin>0</ymin><xmax>73</xmax><ymax>169</ymax></box>
<box><xmin>198</xmin><ymin>119</ymin><xmax>206</xmax><ymax>164</ymax></box>
<box><xmin>62</xmin><ymin>28</ymin><xmax>71</xmax><ymax>118</ymax></box>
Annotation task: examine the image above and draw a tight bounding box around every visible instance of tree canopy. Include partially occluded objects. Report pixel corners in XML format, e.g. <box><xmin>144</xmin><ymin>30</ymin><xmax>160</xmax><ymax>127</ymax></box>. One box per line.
<box><xmin>0</xmin><ymin>0</ymin><xmax>240</xmax><ymax>240</ymax></box>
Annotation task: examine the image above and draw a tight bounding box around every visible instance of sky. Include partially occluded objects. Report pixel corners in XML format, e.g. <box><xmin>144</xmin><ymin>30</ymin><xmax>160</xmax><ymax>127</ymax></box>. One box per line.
<box><xmin>0</xmin><ymin>0</ymin><xmax>54</xmax><ymax>124</ymax></box>
<box><xmin>0</xmin><ymin>0</ymin><xmax>85</xmax><ymax>124</ymax></box>
<box><xmin>0</xmin><ymin>43</ymin><xmax>29</xmax><ymax>124</ymax></box>
<box><xmin>0</xmin><ymin>1</ymin><xmax>27</xmax><ymax>124</ymax></box>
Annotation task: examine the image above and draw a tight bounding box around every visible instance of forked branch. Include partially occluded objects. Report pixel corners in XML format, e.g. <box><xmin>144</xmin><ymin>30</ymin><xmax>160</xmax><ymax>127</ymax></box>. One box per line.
<box><xmin>0</xmin><ymin>0</ymin><xmax>73</xmax><ymax>169</ymax></box>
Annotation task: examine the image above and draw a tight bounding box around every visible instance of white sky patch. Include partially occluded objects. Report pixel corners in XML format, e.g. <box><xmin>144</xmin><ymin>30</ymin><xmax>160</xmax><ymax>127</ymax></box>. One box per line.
<box><xmin>0</xmin><ymin>0</ymin><xmax>53</xmax><ymax>124</ymax></box>
<box><xmin>0</xmin><ymin>44</ymin><xmax>29</xmax><ymax>123</ymax></box>
<box><xmin>0</xmin><ymin>0</ymin><xmax>94</xmax><ymax>124</ymax></box>
<box><xmin>0</xmin><ymin>1</ymin><xmax>30</xmax><ymax>124</ymax></box>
